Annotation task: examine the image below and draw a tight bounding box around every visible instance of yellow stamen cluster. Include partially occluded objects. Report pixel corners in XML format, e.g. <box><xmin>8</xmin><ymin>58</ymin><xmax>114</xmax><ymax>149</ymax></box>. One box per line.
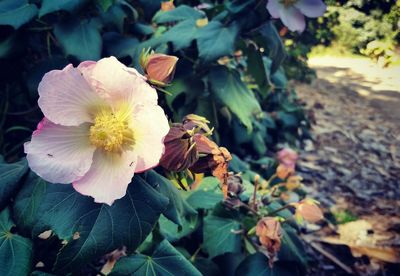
<box><xmin>89</xmin><ymin>111</ymin><xmax>134</xmax><ymax>152</ymax></box>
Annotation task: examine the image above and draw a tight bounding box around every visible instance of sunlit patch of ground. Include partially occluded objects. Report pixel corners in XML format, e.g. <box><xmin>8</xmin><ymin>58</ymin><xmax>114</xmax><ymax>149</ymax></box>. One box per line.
<box><xmin>294</xmin><ymin>56</ymin><xmax>400</xmax><ymax>274</ymax></box>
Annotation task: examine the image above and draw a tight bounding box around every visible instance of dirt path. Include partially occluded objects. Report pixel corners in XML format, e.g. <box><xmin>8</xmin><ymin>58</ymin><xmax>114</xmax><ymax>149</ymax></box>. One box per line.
<box><xmin>294</xmin><ymin>57</ymin><xmax>400</xmax><ymax>273</ymax></box>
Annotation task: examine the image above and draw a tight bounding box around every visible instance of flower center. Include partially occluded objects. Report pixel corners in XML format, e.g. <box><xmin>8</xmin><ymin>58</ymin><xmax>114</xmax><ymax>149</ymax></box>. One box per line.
<box><xmin>89</xmin><ymin>111</ymin><xmax>134</xmax><ymax>152</ymax></box>
<box><xmin>280</xmin><ymin>0</ymin><xmax>297</xmax><ymax>7</ymax></box>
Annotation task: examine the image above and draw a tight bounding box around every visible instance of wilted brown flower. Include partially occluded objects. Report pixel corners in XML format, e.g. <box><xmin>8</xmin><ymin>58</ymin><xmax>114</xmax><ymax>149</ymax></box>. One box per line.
<box><xmin>256</xmin><ymin>217</ymin><xmax>282</xmax><ymax>265</ymax></box>
<box><xmin>159</xmin><ymin>124</ymin><xmax>198</xmax><ymax>172</ymax></box>
<box><xmin>161</xmin><ymin>1</ymin><xmax>175</xmax><ymax>11</ymax></box>
<box><xmin>294</xmin><ymin>199</ymin><xmax>324</xmax><ymax>223</ymax></box>
<box><xmin>140</xmin><ymin>50</ymin><xmax>178</xmax><ymax>86</ymax></box>
<box><xmin>190</xmin><ymin>134</ymin><xmax>232</xmax><ymax>198</ymax></box>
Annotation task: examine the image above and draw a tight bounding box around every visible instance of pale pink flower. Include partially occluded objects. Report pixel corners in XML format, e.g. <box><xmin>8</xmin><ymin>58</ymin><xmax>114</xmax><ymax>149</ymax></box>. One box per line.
<box><xmin>25</xmin><ymin>57</ymin><xmax>170</xmax><ymax>205</ymax></box>
<box><xmin>277</xmin><ymin>147</ymin><xmax>298</xmax><ymax>169</ymax></box>
<box><xmin>266</xmin><ymin>0</ymin><xmax>326</xmax><ymax>33</ymax></box>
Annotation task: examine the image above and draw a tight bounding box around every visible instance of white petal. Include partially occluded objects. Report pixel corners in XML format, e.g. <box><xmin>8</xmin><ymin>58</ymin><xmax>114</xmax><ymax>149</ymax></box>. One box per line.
<box><xmin>25</xmin><ymin>119</ymin><xmax>95</xmax><ymax>184</ymax></box>
<box><xmin>279</xmin><ymin>6</ymin><xmax>306</xmax><ymax>32</ymax></box>
<box><xmin>132</xmin><ymin>105</ymin><xmax>169</xmax><ymax>173</ymax></box>
<box><xmin>38</xmin><ymin>64</ymin><xmax>105</xmax><ymax>126</ymax></box>
<box><xmin>72</xmin><ymin>150</ymin><xmax>138</xmax><ymax>205</ymax></box>
<box><xmin>295</xmin><ymin>0</ymin><xmax>326</xmax><ymax>18</ymax></box>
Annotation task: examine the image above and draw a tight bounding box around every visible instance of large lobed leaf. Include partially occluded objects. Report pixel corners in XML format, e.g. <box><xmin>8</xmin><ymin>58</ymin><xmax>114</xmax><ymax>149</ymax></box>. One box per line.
<box><xmin>203</xmin><ymin>215</ymin><xmax>241</xmax><ymax>258</ymax></box>
<box><xmin>111</xmin><ymin>239</ymin><xmax>201</xmax><ymax>276</ymax></box>
<box><xmin>0</xmin><ymin>158</ymin><xmax>28</xmax><ymax>210</ymax></box>
<box><xmin>0</xmin><ymin>0</ymin><xmax>38</xmax><ymax>29</ymax></box>
<box><xmin>153</xmin><ymin>5</ymin><xmax>203</xmax><ymax>23</ymax></box>
<box><xmin>39</xmin><ymin>0</ymin><xmax>87</xmax><ymax>17</ymax></box>
<box><xmin>12</xmin><ymin>171</ymin><xmax>170</xmax><ymax>273</ymax></box>
<box><xmin>54</xmin><ymin>18</ymin><xmax>102</xmax><ymax>61</ymax></box>
<box><xmin>257</xmin><ymin>22</ymin><xmax>287</xmax><ymax>74</ymax></box>
<box><xmin>0</xmin><ymin>208</ymin><xmax>33</xmax><ymax>276</ymax></box>
<box><xmin>209</xmin><ymin>66</ymin><xmax>261</xmax><ymax>132</ymax></box>
<box><xmin>196</xmin><ymin>21</ymin><xmax>239</xmax><ymax>63</ymax></box>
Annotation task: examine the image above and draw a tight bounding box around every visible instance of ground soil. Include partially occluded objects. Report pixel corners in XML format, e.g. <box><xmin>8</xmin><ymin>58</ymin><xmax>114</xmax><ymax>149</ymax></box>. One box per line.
<box><xmin>294</xmin><ymin>56</ymin><xmax>400</xmax><ymax>275</ymax></box>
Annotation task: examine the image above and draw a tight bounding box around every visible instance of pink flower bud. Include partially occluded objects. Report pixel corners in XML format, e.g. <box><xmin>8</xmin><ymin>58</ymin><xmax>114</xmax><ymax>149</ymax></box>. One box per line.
<box><xmin>277</xmin><ymin>148</ymin><xmax>298</xmax><ymax>168</ymax></box>
<box><xmin>295</xmin><ymin>200</ymin><xmax>324</xmax><ymax>223</ymax></box>
<box><xmin>141</xmin><ymin>52</ymin><xmax>178</xmax><ymax>86</ymax></box>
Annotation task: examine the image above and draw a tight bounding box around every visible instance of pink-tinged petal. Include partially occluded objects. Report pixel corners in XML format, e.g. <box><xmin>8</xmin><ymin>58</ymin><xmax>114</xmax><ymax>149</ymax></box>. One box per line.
<box><xmin>25</xmin><ymin>120</ymin><xmax>95</xmax><ymax>184</ymax></box>
<box><xmin>87</xmin><ymin>56</ymin><xmax>157</xmax><ymax>107</ymax></box>
<box><xmin>132</xmin><ymin>105</ymin><xmax>169</xmax><ymax>173</ymax></box>
<box><xmin>72</xmin><ymin>150</ymin><xmax>137</xmax><ymax>205</ymax></box>
<box><xmin>295</xmin><ymin>0</ymin><xmax>326</xmax><ymax>18</ymax></box>
<box><xmin>279</xmin><ymin>6</ymin><xmax>306</xmax><ymax>32</ymax></box>
<box><xmin>77</xmin><ymin>60</ymin><xmax>96</xmax><ymax>76</ymax></box>
<box><xmin>38</xmin><ymin>64</ymin><xmax>105</xmax><ymax>126</ymax></box>
<box><xmin>266</xmin><ymin>0</ymin><xmax>284</xmax><ymax>18</ymax></box>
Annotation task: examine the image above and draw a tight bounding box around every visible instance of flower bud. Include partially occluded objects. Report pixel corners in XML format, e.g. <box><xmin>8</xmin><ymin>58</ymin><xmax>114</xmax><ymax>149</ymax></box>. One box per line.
<box><xmin>161</xmin><ymin>1</ymin><xmax>175</xmax><ymax>11</ymax></box>
<box><xmin>276</xmin><ymin>164</ymin><xmax>294</xmax><ymax>179</ymax></box>
<box><xmin>277</xmin><ymin>148</ymin><xmax>298</xmax><ymax>168</ymax></box>
<box><xmin>295</xmin><ymin>199</ymin><xmax>324</xmax><ymax>223</ymax></box>
<box><xmin>159</xmin><ymin>124</ymin><xmax>199</xmax><ymax>172</ymax></box>
<box><xmin>256</xmin><ymin>217</ymin><xmax>282</xmax><ymax>262</ymax></box>
<box><xmin>140</xmin><ymin>50</ymin><xmax>178</xmax><ymax>86</ymax></box>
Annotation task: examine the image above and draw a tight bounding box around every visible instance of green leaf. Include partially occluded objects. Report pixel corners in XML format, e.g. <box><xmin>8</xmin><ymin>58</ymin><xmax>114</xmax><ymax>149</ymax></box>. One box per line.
<box><xmin>0</xmin><ymin>34</ymin><xmax>18</xmax><ymax>58</ymax></box>
<box><xmin>103</xmin><ymin>32</ymin><xmax>139</xmax><ymax>59</ymax></box>
<box><xmin>209</xmin><ymin>66</ymin><xmax>261</xmax><ymax>131</ymax></box>
<box><xmin>203</xmin><ymin>215</ymin><xmax>241</xmax><ymax>258</ymax></box>
<box><xmin>227</xmin><ymin>0</ymin><xmax>255</xmax><ymax>14</ymax></box>
<box><xmin>235</xmin><ymin>253</ymin><xmax>296</xmax><ymax>276</ymax></box>
<box><xmin>0</xmin><ymin>208</ymin><xmax>33</xmax><ymax>276</ymax></box>
<box><xmin>12</xmin><ymin>171</ymin><xmax>47</xmax><ymax>235</ymax></box>
<box><xmin>54</xmin><ymin>18</ymin><xmax>102</xmax><ymax>61</ymax></box>
<box><xmin>278</xmin><ymin>225</ymin><xmax>308</xmax><ymax>268</ymax></box>
<box><xmin>96</xmin><ymin>0</ymin><xmax>113</xmax><ymax>12</ymax></box>
<box><xmin>153</xmin><ymin>5</ymin><xmax>203</xmax><ymax>23</ymax></box>
<box><xmin>160</xmin><ymin>19</ymin><xmax>198</xmax><ymax>51</ymax></box>
<box><xmin>39</xmin><ymin>0</ymin><xmax>87</xmax><ymax>17</ymax></box>
<box><xmin>12</xmin><ymin>172</ymin><xmax>169</xmax><ymax>273</ymax></box>
<box><xmin>0</xmin><ymin>0</ymin><xmax>38</xmax><ymax>29</ymax></box>
<box><xmin>246</xmin><ymin>45</ymin><xmax>271</xmax><ymax>96</ymax></box>
<box><xmin>258</xmin><ymin>21</ymin><xmax>286</xmax><ymax>74</ymax></box>
<box><xmin>99</xmin><ymin>3</ymin><xmax>128</xmax><ymax>32</ymax></box>
<box><xmin>158</xmin><ymin>214</ymin><xmax>198</xmax><ymax>242</ymax></box>
<box><xmin>143</xmin><ymin>170</ymin><xmax>196</xmax><ymax>226</ymax></box>
<box><xmin>196</xmin><ymin>21</ymin><xmax>239</xmax><ymax>62</ymax></box>
<box><xmin>186</xmin><ymin>177</ymin><xmax>223</xmax><ymax>210</ymax></box>
<box><xmin>111</xmin><ymin>239</ymin><xmax>201</xmax><ymax>276</ymax></box>
<box><xmin>0</xmin><ymin>158</ymin><xmax>28</xmax><ymax>209</ymax></box>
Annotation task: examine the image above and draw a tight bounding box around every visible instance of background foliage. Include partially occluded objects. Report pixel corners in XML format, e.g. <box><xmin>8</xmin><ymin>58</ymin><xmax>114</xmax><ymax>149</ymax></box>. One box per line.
<box><xmin>0</xmin><ymin>0</ymin><xmax>316</xmax><ymax>275</ymax></box>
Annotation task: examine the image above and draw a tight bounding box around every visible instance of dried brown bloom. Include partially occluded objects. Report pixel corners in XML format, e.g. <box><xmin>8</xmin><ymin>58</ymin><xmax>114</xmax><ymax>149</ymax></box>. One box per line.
<box><xmin>190</xmin><ymin>134</ymin><xmax>232</xmax><ymax>198</ymax></box>
<box><xmin>256</xmin><ymin>217</ymin><xmax>283</xmax><ymax>266</ymax></box>
<box><xmin>159</xmin><ymin>124</ymin><xmax>198</xmax><ymax>172</ymax></box>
